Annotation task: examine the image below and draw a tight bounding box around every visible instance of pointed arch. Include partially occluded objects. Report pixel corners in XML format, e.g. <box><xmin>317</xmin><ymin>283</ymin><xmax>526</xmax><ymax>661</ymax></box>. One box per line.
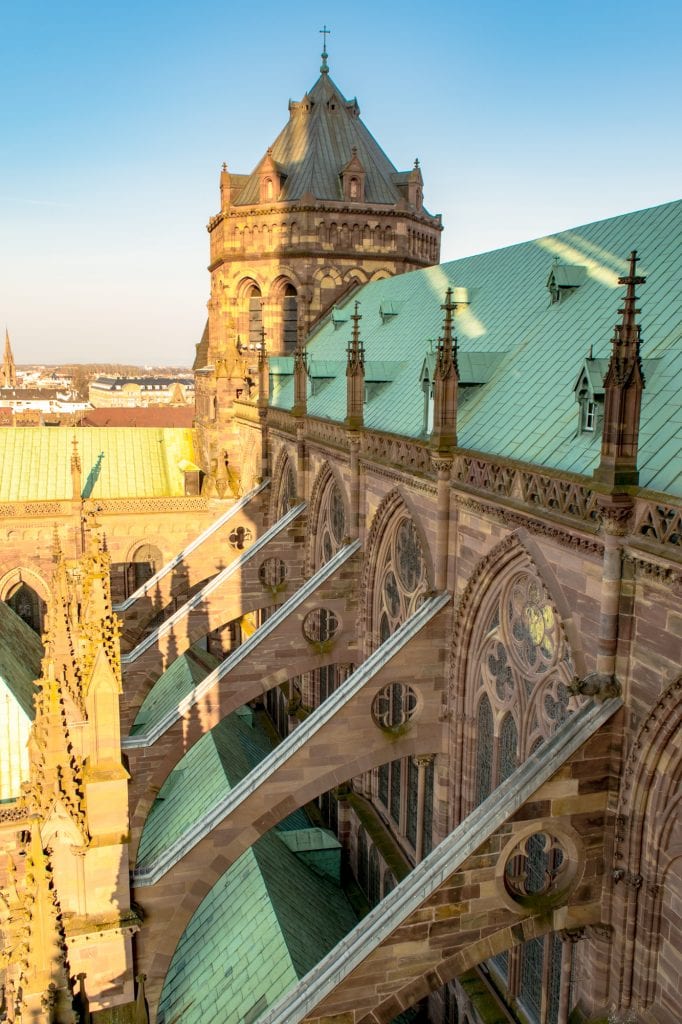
<box><xmin>615</xmin><ymin>675</ymin><xmax>682</xmax><ymax>1013</ymax></box>
<box><xmin>269</xmin><ymin>445</ymin><xmax>297</xmax><ymax>522</ymax></box>
<box><xmin>305</xmin><ymin>461</ymin><xmax>349</xmax><ymax>575</ymax></box>
<box><xmin>359</xmin><ymin>487</ymin><xmax>434</xmax><ymax>654</ymax></box>
<box><xmin>1</xmin><ymin>567</ymin><xmax>49</xmax><ymax>635</ymax></box>
<box><xmin>449</xmin><ymin>533</ymin><xmax>582</xmax><ymax>823</ymax></box>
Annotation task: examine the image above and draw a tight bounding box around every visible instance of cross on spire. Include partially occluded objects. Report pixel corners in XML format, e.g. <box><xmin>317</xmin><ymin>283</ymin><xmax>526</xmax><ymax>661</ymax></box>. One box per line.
<box><xmin>319</xmin><ymin>24</ymin><xmax>331</xmax><ymax>73</ymax></box>
<box><xmin>615</xmin><ymin>250</ymin><xmax>646</xmax><ymax>353</ymax></box>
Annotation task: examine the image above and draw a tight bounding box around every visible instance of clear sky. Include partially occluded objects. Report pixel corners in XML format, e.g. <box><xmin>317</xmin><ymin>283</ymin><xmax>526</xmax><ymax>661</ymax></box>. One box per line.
<box><xmin>2</xmin><ymin>0</ymin><xmax>680</xmax><ymax>366</ymax></box>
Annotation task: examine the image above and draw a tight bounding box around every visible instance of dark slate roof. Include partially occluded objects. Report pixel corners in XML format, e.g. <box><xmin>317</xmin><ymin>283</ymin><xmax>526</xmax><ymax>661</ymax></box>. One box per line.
<box><xmin>235</xmin><ymin>72</ymin><xmax>407</xmax><ymax>206</ymax></box>
<box><xmin>0</xmin><ymin>601</ymin><xmax>42</xmax><ymax>718</ymax></box>
<box><xmin>273</xmin><ymin>199</ymin><xmax>682</xmax><ymax>496</ymax></box>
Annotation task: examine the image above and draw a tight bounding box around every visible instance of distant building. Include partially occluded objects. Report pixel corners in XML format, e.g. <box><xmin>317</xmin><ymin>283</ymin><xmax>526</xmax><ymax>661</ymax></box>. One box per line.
<box><xmin>89</xmin><ymin>375</ymin><xmax>195</xmax><ymax>408</ymax></box>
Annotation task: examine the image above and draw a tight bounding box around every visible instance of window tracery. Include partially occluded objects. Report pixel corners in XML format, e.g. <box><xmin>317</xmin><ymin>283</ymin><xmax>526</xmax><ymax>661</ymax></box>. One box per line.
<box><xmin>314</xmin><ymin>476</ymin><xmax>346</xmax><ymax>569</ymax></box>
<box><xmin>276</xmin><ymin>461</ymin><xmax>296</xmax><ymax>519</ymax></box>
<box><xmin>472</xmin><ymin>569</ymin><xmax>576</xmax><ymax>807</ymax></box>
<box><xmin>373</xmin><ymin>514</ymin><xmax>428</xmax><ymax>649</ymax></box>
<box><xmin>369</xmin><ymin>508</ymin><xmax>432</xmax><ymax>859</ymax></box>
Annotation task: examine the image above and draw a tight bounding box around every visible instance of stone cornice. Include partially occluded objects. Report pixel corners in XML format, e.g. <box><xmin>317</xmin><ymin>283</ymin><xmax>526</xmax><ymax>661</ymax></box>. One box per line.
<box><xmin>208</xmin><ymin>202</ymin><xmax>442</xmax><ymax>232</ymax></box>
<box><xmin>208</xmin><ymin>250</ymin><xmax>435</xmax><ymax>274</ymax></box>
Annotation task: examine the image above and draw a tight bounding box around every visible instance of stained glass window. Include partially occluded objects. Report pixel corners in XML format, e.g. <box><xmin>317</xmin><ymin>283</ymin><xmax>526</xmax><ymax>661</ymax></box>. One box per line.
<box><xmin>547</xmin><ymin>933</ymin><xmax>563</xmax><ymax>1024</ymax></box>
<box><xmin>383</xmin><ymin>871</ymin><xmax>396</xmax><ymax>896</ymax></box>
<box><xmin>406</xmin><ymin>757</ymin><xmax>418</xmax><ymax>847</ymax></box>
<box><xmin>6</xmin><ymin>583</ymin><xmax>45</xmax><ymax>635</ymax></box>
<box><xmin>368</xmin><ymin>846</ymin><xmax>381</xmax><ymax>907</ymax></box>
<box><xmin>378</xmin><ymin>762</ymin><xmax>389</xmax><ymax>806</ymax></box>
<box><xmin>475</xmin><ymin>695</ymin><xmax>494</xmax><ymax>805</ymax></box>
<box><xmin>357</xmin><ymin>828</ymin><xmax>368</xmax><ymax>890</ymax></box>
<box><xmin>520</xmin><ymin>936</ymin><xmax>544</xmax><ymax>1023</ymax></box>
<box><xmin>390</xmin><ymin>758</ymin><xmax>402</xmax><ymax>825</ymax></box>
<box><xmin>498</xmin><ymin>714</ymin><xmax>518</xmax><ymax>783</ymax></box>
<box><xmin>316</xmin><ymin>478</ymin><xmax>347</xmax><ymax>568</ymax></box>
<box><xmin>423</xmin><ymin>758</ymin><xmax>434</xmax><ymax>857</ymax></box>
<box><xmin>472</xmin><ymin>568</ymin><xmax>578</xmax><ymax>812</ymax></box>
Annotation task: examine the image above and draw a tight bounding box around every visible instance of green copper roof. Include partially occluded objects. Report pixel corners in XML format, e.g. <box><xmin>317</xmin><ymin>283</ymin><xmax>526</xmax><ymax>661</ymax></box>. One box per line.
<box><xmin>157</xmin><ymin>827</ymin><xmax>357</xmax><ymax>1024</ymax></box>
<box><xmin>130</xmin><ymin>647</ymin><xmax>219</xmax><ymax>735</ymax></box>
<box><xmin>137</xmin><ymin>709</ymin><xmax>273</xmax><ymax>867</ymax></box>
<box><xmin>234</xmin><ymin>72</ymin><xmax>413</xmax><ymax>207</ymax></box>
<box><xmin>276</xmin><ymin>200</ymin><xmax>681</xmax><ymax>495</ymax></box>
<box><xmin>0</xmin><ymin>427</ymin><xmax>197</xmax><ymax>501</ymax></box>
<box><xmin>0</xmin><ymin>602</ymin><xmax>42</xmax><ymax>717</ymax></box>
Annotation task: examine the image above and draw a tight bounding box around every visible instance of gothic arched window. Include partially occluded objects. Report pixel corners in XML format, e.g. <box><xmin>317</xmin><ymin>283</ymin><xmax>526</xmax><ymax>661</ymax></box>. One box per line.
<box><xmin>6</xmin><ymin>582</ymin><xmax>45</xmax><ymax>635</ymax></box>
<box><xmin>126</xmin><ymin>543</ymin><xmax>162</xmax><ymax>597</ymax></box>
<box><xmin>374</xmin><ymin>515</ymin><xmax>428</xmax><ymax>648</ymax></box>
<box><xmin>371</xmin><ymin>508</ymin><xmax>431</xmax><ymax>855</ymax></box>
<box><xmin>471</xmin><ymin>568</ymin><xmax>576</xmax><ymax>813</ymax></box>
<box><xmin>276</xmin><ymin>460</ymin><xmax>296</xmax><ymax>519</ymax></box>
<box><xmin>314</xmin><ymin>475</ymin><xmax>346</xmax><ymax>569</ymax></box>
<box><xmin>282</xmin><ymin>283</ymin><xmax>298</xmax><ymax>353</ymax></box>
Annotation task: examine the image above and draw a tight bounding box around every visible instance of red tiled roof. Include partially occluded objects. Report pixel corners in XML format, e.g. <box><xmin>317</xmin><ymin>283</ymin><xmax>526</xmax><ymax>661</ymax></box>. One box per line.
<box><xmin>78</xmin><ymin>407</ymin><xmax>195</xmax><ymax>427</ymax></box>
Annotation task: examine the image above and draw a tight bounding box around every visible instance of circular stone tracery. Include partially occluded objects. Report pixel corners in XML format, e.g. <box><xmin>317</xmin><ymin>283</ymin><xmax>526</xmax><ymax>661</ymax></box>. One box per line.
<box><xmin>258</xmin><ymin>558</ymin><xmax>287</xmax><ymax>590</ymax></box>
<box><xmin>372</xmin><ymin>682</ymin><xmax>419</xmax><ymax>733</ymax></box>
<box><xmin>496</xmin><ymin>826</ymin><xmax>581</xmax><ymax>913</ymax></box>
<box><xmin>228</xmin><ymin>525</ymin><xmax>253</xmax><ymax>550</ymax></box>
<box><xmin>302</xmin><ymin>608</ymin><xmax>339</xmax><ymax>646</ymax></box>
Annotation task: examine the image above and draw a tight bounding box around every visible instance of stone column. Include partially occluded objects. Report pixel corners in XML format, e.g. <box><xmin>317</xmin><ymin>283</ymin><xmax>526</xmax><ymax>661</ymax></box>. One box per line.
<box><xmin>431</xmin><ymin>456</ymin><xmax>452</xmax><ymax>592</ymax></box>
<box><xmin>348</xmin><ymin>433</ymin><xmax>361</xmax><ymax>541</ymax></box>
<box><xmin>415</xmin><ymin>755</ymin><xmax>434</xmax><ymax>863</ymax></box>
<box><xmin>558</xmin><ymin>928</ymin><xmax>585</xmax><ymax>1023</ymax></box>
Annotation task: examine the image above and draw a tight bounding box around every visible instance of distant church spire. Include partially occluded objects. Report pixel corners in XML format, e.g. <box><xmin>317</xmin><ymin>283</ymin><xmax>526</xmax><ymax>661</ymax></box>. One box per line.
<box><xmin>319</xmin><ymin>24</ymin><xmax>331</xmax><ymax>74</ymax></box>
<box><xmin>2</xmin><ymin>327</ymin><xmax>17</xmax><ymax>387</ymax></box>
<box><xmin>594</xmin><ymin>250</ymin><xmax>646</xmax><ymax>488</ymax></box>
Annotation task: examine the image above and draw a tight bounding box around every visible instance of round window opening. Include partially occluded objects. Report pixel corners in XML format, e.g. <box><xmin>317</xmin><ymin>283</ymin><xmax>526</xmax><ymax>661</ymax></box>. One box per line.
<box><xmin>372</xmin><ymin>682</ymin><xmax>419</xmax><ymax>733</ymax></box>
<box><xmin>302</xmin><ymin>608</ymin><xmax>339</xmax><ymax>646</ymax></box>
<box><xmin>228</xmin><ymin>525</ymin><xmax>253</xmax><ymax>550</ymax></box>
<box><xmin>259</xmin><ymin>558</ymin><xmax>287</xmax><ymax>590</ymax></box>
<box><xmin>498</xmin><ymin>828</ymin><xmax>579</xmax><ymax>912</ymax></box>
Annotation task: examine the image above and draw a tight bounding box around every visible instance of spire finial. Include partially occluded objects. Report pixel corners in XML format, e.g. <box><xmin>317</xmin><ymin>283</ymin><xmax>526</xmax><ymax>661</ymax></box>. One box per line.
<box><xmin>436</xmin><ymin>287</ymin><xmax>458</xmax><ymax>378</ymax></box>
<box><xmin>349</xmin><ymin>301</ymin><xmax>363</xmax><ymax>363</ymax></box>
<box><xmin>319</xmin><ymin>25</ymin><xmax>331</xmax><ymax>73</ymax></box>
<box><xmin>616</xmin><ymin>250</ymin><xmax>646</xmax><ymax>352</ymax></box>
<box><xmin>593</xmin><ymin>249</ymin><xmax>647</xmax><ymax>490</ymax></box>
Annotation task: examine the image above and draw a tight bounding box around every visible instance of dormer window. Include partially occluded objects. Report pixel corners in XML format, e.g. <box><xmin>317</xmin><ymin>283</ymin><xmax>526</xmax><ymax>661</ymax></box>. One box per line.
<box><xmin>341</xmin><ymin>147</ymin><xmax>366</xmax><ymax>202</ymax></box>
<box><xmin>264</xmin><ymin>177</ymin><xmax>274</xmax><ymax>201</ymax></box>
<box><xmin>547</xmin><ymin>263</ymin><xmax>587</xmax><ymax>304</ymax></box>
<box><xmin>583</xmin><ymin>399</ymin><xmax>597</xmax><ymax>432</ymax></box>
<box><xmin>574</xmin><ymin>357</ymin><xmax>606</xmax><ymax>436</ymax></box>
<box><xmin>420</xmin><ymin>351</ymin><xmax>436</xmax><ymax>435</ymax></box>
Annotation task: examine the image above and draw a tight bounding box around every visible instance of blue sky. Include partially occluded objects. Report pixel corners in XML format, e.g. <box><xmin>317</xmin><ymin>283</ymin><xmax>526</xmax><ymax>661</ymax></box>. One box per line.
<box><xmin>1</xmin><ymin>0</ymin><xmax>680</xmax><ymax>365</ymax></box>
